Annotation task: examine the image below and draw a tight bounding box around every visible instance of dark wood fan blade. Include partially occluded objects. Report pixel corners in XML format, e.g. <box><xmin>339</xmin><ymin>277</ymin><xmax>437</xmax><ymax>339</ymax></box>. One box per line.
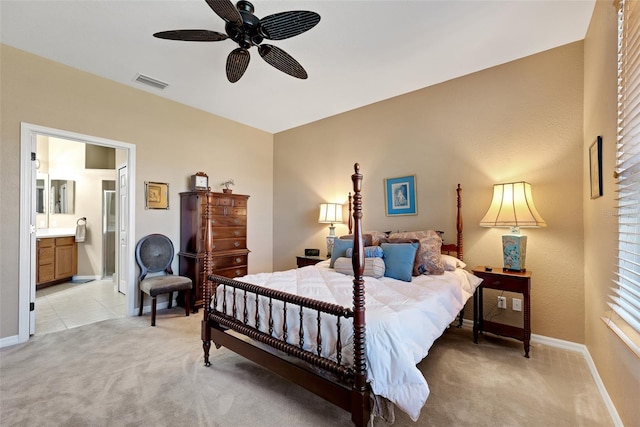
<box><xmin>259</xmin><ymin>11</ymin><xmax>320</xmax><ymax>40</ymax></box>
<box><xmin>258</xmin><ymin>44</ymin><xmax>307</xmax><ymax>79</ymax></box>
<box><xmin>205</xmin><ymin>0</ymin><xmax>242</xmax><ymax>25</ymax></box>
<box><xmin>153</xmin><ymin>30</ymin><xmax>228</xmax><ymax>42</ymax></box>
<box><xmin>226</xmin><ymin>48</ymin><xmax>250</xmax><ymax>83</ymax></box>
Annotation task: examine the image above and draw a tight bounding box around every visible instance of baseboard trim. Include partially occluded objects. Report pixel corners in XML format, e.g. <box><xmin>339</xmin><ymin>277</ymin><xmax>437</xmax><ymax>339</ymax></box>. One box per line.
<box><xmin>0</xmin><ymin>334</ymin><xmax>22</xmax><ymax>349</ymax></box>
<box><xmin>460</xmin><ymin>322</ymin><xmax>623</xmax><ymax>427</ymax></box>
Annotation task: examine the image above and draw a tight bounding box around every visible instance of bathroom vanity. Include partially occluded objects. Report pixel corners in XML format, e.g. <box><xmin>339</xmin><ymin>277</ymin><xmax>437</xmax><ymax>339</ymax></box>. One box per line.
<box><xmin>36</xmin><ymin>230</ymin><xmax>77</xmax><ymax>289</ymax></box>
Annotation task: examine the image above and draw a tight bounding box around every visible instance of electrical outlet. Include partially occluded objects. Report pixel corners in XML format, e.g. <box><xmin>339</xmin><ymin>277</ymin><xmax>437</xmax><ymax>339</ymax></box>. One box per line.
<box><xmin>497</xmin><ymin>296</ymin><xmax>507</xmax><ymax>309</ymax></box>
<box><xmin>512</xmin><ymin>298</ymin><xmax>522</xmax><ymax>312</ymax></box>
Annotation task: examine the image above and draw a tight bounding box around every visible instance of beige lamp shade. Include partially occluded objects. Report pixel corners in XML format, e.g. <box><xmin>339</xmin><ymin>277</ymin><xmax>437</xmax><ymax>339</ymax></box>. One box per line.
<box><xmin>479</xmin><ymin>182</ymin><xmax>546</xmax><ymax>272</ymax></box>
<box><xmin>479</xmin><ymin>182</ymin><xmax>547</xmax><ymax>228</ymax></box>
<box><xmin>318</xmin><ymin>203</ymin><xmax>343</xmax><ymax>225</ymax></box>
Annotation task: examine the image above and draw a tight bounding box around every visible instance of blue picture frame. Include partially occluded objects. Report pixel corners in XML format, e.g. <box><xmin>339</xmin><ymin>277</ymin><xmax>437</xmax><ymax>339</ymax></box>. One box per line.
<box><xmin>384</xmin><ymin>175</ymin><xmax>417</xmax><ymax>216</ymax></box>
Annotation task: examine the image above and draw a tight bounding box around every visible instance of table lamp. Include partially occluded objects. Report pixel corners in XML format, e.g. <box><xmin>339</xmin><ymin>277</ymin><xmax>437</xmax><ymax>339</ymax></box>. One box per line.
<box><xmin>318</xmin><ymin>203</ymin><xmax>343</xmax><ymax>257</ymax></box>
<box><xmin>479</xmin><ymin>182</ymin><xmax>546</xmax><ymax>271</ymax></box>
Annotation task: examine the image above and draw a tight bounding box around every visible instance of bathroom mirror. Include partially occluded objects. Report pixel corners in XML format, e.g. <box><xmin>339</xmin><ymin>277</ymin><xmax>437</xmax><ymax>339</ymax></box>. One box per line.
<box><xmin>50</xmin><ymin>179</ymin><xmax>75</xmax><ymax>214</ymax></box>
<box><xmin>36</xmin><ymin>173</ymin><xmax>48</xmax><ymax>214</ymax></box>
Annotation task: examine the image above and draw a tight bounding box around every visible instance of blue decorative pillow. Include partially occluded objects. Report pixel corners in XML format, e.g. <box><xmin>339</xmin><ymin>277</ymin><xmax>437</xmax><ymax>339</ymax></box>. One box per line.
<box><xmin>381</xmin><ymin>242</ymin><xmax>419</xmax><ymax>282</ymax></box>
<box><xmin>345</xmin><ymin>246</ymin><xmax>384</xmax><ymax>258</ymax></box>
<box><xmin>330</xmin><ymin>238</ymin><xmax>353</xmax><ymax>268</ymax></box>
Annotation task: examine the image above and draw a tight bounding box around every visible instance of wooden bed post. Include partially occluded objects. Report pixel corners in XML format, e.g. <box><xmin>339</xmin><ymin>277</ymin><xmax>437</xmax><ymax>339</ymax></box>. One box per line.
<box><xmin>202</xmin><ymin>191</ymin><xmax>213</xmax><ymax>366</ymax></box>
<box><xmin>348</xmin><ymin>192</ymin><xmax>353</xmax><ymax>235</ymax></box>
<box><xmin>350</xmin><ymin>163</ymin><xmax>370</xmax><ymax>426</ymax></box>
<box><xmin>456</xmin><ymin>184</ymin><xmax>463</xmax><ymax>261</ymax></box>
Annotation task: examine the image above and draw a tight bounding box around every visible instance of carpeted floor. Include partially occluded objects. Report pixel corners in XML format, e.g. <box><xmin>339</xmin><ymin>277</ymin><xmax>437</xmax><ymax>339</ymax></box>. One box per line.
<box><xmin>0</xmin><ymin>308</ymin><xmax>613</xmax><ymax>427</ymax></box>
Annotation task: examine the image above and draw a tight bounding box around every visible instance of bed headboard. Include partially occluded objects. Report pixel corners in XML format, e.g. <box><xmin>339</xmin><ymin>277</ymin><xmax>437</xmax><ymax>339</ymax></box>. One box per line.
<box><xmin>346</xmin><ymin>183</ymin><xmax>463</xmax><ymax>261</ymax></box>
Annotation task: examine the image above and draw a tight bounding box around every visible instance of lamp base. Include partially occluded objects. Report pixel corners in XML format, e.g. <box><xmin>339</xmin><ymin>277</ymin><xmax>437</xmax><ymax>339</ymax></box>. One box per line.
<box><xmin>326</xmin><ymin>236</ymin><xmax>335</xmax><ymax>258</ymax></box>
<box><xmin>502</xmin><ymin>234</ymin><xmax>527</xmax><ymax>272</ymax></box>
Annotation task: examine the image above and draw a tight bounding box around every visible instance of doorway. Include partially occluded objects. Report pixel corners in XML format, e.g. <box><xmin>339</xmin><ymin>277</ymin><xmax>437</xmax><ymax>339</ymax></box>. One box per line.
<box><xmin>18</xmin><ymin>123</ymin><xmax>137</xmax><ymax>343</ymax></box>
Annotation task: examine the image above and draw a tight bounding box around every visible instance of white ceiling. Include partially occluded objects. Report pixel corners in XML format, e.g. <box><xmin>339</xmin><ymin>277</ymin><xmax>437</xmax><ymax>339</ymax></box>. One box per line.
<box><xmin>0</xmin><ymin>0</ymin><xmax>595</xmax><ymax>134</ymax></box>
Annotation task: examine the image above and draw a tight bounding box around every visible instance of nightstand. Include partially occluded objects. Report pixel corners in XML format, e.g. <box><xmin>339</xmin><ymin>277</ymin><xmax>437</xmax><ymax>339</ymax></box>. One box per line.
<box><xmin>472</xmin><ymin>266</ymin><xmax>532</xmax><ymax>358</ymax></box>
<box><xmin>296</xmin><ymin>256</ymin><xmax>324</xmax><ymax>268</ymax></box>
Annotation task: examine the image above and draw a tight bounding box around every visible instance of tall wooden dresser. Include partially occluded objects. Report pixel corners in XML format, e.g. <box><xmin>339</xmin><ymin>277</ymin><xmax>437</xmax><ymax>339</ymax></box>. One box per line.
<box><xmin>178</xmin><ymin>191</ymin><xmax>249</xmax><ymax>311</ymax></box>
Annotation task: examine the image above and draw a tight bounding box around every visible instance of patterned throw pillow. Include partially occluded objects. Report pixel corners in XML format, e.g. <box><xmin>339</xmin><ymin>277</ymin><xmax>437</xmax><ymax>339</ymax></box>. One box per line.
<box><xmin>388</xmin><ymin>230</ymin><xmax>445</xmax><ymax>275</ymax></box>
<box><xmin>345</xmin><ymin>246</ymin><xmax>384</xmax><ymax>258</ymax></box>
<box><xmin>333</xmin><ymin>257</ymin><xmax>385</xmax><ymax>278</ymax></box>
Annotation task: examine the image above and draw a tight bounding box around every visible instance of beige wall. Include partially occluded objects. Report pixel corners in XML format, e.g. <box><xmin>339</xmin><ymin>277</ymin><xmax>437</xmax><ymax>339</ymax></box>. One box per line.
<box><xmin>0</xmin><ymin>44</ymin><xmax>274</xmax><ymax>339</ymax></box>
<box><xmin>274</xmin><ymin>42</ymin><xmax>585</xmax><ymax>343</ymax></box>
<box><xmin>584</xmin><ymin>1</ymin><xmax>640</xmax><ymax>425</ymax></box>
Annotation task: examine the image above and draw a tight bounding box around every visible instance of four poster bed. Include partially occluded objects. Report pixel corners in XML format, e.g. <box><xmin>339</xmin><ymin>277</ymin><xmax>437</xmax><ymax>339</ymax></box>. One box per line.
<box><xmin>201</xmin><ymin>164</ymin><xmax>480</xmax><ymax>426</ymax></box>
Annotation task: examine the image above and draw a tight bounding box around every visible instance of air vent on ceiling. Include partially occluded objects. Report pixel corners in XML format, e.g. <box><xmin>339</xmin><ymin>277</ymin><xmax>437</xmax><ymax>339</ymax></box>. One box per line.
<box><xmin>134</xmin><ymin>73</ymin><xmax>169</xmax><ymax>90</ymax></box>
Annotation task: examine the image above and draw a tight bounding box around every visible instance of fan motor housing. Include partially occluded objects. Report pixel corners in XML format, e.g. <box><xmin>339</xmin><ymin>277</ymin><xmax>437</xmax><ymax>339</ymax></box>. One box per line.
<box><xmin>226</xmin><ymin>8</ymin><xmax>263</xmax><ymax>48</ymax></box>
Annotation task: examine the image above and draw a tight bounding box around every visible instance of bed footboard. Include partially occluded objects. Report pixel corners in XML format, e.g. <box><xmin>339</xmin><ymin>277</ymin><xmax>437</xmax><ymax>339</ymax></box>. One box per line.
<box><xmin>205</xmin><ymin>274</ymin><xmax>354</xmax><ymax>379</ymax></box>
<box><xmin>201</xmin><ymin>164</ymin><xmax>370</xmax><ymax>427</ymax></box>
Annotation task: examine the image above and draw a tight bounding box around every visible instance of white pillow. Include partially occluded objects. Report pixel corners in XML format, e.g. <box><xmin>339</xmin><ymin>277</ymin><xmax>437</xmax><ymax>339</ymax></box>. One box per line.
<box><xmin>333</xmin><ymin>257</ymin><xmax>385</xmax><ymax>278</ymax></box>
<box><xmin>441</xmin><ymin>254</ymin><xmax>467</xmax><ymax>271</ymax></box>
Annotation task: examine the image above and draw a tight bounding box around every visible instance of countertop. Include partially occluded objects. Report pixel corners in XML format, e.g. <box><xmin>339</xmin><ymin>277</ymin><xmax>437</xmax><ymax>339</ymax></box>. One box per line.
<box><xmin>36</xmin><ymin>228</ymin><xmax>76</xmax><ymax>238</ymax></box>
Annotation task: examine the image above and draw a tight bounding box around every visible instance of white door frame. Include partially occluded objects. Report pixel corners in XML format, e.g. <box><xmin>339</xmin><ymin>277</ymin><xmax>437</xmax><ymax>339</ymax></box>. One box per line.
<box><xmin>18</xmin><ymin>123</ymin><xmax>137</xmax><ymax>343</ymax></box>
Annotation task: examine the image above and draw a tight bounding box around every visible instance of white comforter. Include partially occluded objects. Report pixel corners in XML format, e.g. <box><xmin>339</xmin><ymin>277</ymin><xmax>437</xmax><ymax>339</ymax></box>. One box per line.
<box><xmin>212</xmin><ymin>260</ymin><xmax>481</xmax><ymax>421</ymax></box>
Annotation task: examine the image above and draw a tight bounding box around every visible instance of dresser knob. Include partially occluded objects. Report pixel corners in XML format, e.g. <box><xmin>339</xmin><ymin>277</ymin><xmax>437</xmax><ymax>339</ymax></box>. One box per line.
<box><xmin>235</xmin><ymin>270</ymin><xmax>242</xmax><ymax>276</ymax></box>
<box><xmin>234</xmin><ymin>219</ymin><xmax>240</xmax><ymax>224</ymax></box>
<box><xmin>234</xmin><ymin>230</ymin><xmax>240</xmax><ymax>236</ymax></box>
<box><xmin>235</xmin><ymin>257</ymin><xmax>242</xmax><ymax>263</ymax></box>
<box><xmin>234</xmin><ymin>241</ymin><xmax>240</xmax><ymax>247</ymax></box>
<box><xmin>211</xmin><ymin>219</ymin><xmax>216</xmax><ymax>224</ymax></box>
<box><xmin>212</xmin><ymin>244</ymin><xmax>216</xmax><ymax>249</ymax></box>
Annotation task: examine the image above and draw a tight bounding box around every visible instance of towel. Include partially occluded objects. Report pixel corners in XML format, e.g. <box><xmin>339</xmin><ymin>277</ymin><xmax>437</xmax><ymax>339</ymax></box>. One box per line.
<box><xmin>75</xmin><ymin>218</ymin><xmax>86</xmax><ymax>243</ymax></box>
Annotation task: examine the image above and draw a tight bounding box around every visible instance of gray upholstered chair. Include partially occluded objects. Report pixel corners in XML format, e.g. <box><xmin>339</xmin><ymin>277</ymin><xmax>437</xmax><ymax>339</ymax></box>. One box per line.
<box><xmin>135</xmin><ymin>234</ymin><xmax>192</xmax><ymax>326</ymax></box>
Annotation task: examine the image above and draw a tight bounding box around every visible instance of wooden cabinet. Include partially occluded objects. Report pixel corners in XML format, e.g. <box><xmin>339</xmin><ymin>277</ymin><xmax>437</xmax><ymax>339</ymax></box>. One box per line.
<box><xmin>36</xmin><ymin>236</ymin><xmax>77</xmax><ymax>289</ymax></box>
<box><xmin>179</xmin><ymin>191</ymin><xmax>249</xmax><ymax>311</ymax></box>
<box><xmin>472</xmin><ymin>266</ymin><xmax>532</xmax><ymax>357</ymax></box>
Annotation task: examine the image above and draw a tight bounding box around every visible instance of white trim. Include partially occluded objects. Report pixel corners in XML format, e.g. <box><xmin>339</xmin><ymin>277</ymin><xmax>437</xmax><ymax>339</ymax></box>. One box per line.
<box><xmin>458</xmin><ymin>321</ymin><xmax>623</xmax><ymax>426</ymax></box>
<box><xmin>0</xmin><ymin>334</ymin><xmax>22</xmax><ymax>349</ymax></box>
<box><xmin>15</xmin><ymin>123</ymin><xmax>137</xmax><ymax>347</ymax></box>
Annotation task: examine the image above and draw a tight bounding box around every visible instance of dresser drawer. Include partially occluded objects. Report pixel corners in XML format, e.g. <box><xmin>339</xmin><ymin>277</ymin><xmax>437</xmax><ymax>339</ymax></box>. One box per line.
<box><xmin>55</xmin><ymin>236</ymin><xmax>76</xmax><ymax>246</ymax></box>
<box><xmin>210</xmin><ymin>206</ymin><xmax>247</xmax><ymax>216</ymax></box>
<box><xmin>213</xmin><ymin>197</ymin><xmax>248</xmax><ymax>208</ymax></box>
<box><xmin>474</xmin><ymin>271</ymin><xmax>529</xmax><ymax>293</ymax></box>
<box><xmin>214</xmin><ymin>266</ymin><xmax>248</xmax><ymax>279</ymax></box>
<box><xmin>209</xmin><ymin>227</ymin><xmax>246</xmax><ymax>239</ymax></box>
<box><xmin>38</xmin><ymin>264</ymin><xmax>55</xmax><ymax>283</ymax></box>
<box><xmin>210</xmin><ymin>215</ymin><xmax>247</xmax><ymax>227</ymax></box>
<box><xmin>37</xmin><ymin>238</ymin><xmax>55</xmax><ymax>248</ymax></box>
<box><xmin>209</xmin><ymin>238</ymin><xmax>247</xmax><ymax>252</ymax></box>
<box><xmin>38</xmin><ymin>247</ymin><xmax>54</xmax><ymax>265</ymax></box>
<box><xmin>211</xmin><ymin>254</ymin><xmax>247</xmax><ymax>270</ymax></box>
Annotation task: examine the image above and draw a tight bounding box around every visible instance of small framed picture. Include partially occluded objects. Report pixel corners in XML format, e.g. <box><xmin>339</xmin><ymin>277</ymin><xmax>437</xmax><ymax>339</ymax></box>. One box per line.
<box><xmin>145</xmin><ymin>181</ymin><xmax>169</xmax><ymax>209</ymax></box>
<box><xmin>590</xmin><ymin>136</ymin><xmax>603</xmax><ymax>199</ymax></box>
<box><xmin>384</xmin><ymin>175</ymin><xmax>417</xmax><ymax>216</ymax></box>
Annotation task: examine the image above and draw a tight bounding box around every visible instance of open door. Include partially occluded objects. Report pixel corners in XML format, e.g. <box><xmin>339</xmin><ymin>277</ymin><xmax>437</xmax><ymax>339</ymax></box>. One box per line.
<box><xmin>117</xmin><ymin>166</ymin><xmax>128</xmax><ymax>295</ymax></box>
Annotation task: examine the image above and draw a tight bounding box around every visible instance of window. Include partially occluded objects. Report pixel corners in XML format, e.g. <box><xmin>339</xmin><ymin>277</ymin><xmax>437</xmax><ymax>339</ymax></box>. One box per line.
<box><xmin>605</xmin><ymin>0</ymin><xmax>640</xmax><ymax>357</ymax></box>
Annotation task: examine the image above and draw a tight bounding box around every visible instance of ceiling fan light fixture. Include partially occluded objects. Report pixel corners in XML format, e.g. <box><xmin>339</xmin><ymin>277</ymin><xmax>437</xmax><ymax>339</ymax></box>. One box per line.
<box><xmin>154</xmin><ymin>0</ymin><xmax>320</xmax><ymax>83</ymax></box>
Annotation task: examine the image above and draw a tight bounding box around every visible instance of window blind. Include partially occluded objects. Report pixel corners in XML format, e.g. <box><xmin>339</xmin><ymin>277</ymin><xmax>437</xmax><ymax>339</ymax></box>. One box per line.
<box><xmin>607</xmin><ymin>0</ymin><xmax>640</xmax><ymax>356</ymax></box>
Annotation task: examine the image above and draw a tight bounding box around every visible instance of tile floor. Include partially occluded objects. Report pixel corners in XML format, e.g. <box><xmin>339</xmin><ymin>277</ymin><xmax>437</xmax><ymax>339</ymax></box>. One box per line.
<box><xmin>35</xmin><ymin>278</ymin><xmax>127</xmax><ymax>335</ymax></box>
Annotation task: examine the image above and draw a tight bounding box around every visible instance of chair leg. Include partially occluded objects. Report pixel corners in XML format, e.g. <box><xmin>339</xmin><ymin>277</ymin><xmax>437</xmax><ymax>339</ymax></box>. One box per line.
<box><xmin>151</xmin><ymin>297</ymin><xmax>157</xmax><ymax>327</ymax></box>
<box><xmin>139</xmin><ymin>291</ymin><xmax>144</xmax><ymax>317</ymax></box>
<box><xmin>184</xmin><ymin>289</ymin><xmax>190</xmax><ymax>317</ymax></box>
<box><xmin>167</xmin><ymin>291</ymin><xmax>173</xmax><ymax>309</ymax></box>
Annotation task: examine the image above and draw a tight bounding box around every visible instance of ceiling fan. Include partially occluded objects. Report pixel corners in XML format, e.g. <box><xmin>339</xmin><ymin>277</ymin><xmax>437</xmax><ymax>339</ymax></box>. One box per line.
<box><xmin>153</xmin><ymin>0</ymin><xmax>321</xmax><ymax>83</ymax></box>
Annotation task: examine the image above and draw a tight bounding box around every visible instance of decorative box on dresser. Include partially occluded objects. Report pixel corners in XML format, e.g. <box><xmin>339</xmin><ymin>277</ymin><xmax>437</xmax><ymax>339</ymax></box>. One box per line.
<box><xmin>178</xmin><ymin>191</ymin><xmax>249</xmax><ymax>311</ymax></box>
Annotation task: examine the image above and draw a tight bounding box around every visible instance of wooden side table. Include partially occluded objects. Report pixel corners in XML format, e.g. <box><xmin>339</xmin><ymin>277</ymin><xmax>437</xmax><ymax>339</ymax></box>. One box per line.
<box><xmin>472</xmin><ymin>266</ymin><xmax>532</xmax><ymax>357</ymax></box>
<box><xmin>296</xmin><ymin>256</ymin><xmax>324</xmax><ymax>268</ymax></box>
